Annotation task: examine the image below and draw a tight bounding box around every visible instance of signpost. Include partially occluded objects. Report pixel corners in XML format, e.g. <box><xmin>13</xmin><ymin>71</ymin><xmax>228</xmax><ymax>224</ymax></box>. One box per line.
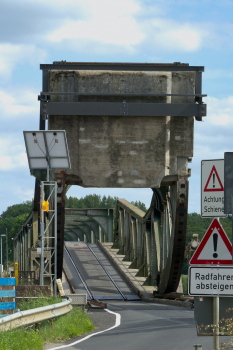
<box><xmin>201</xmin><ymin>160</ymin><xmax>226</xmax><ymax>218</ymax></box>
<box><xmin>224</xmin><ymin>152</ymin><xmax>233</xmax><ymax>215</ymax></box>
<box><xmin>189</xmin><ymin>266</ymin><xmax>233</xmax><ymax>296</ymax></box>
<box><xmin>189</xmin><ymin>219</ymin><xmax>232</xmax><ymax>265</ymax></box>
<box><xmin>189</xmin><ymin>214</ymin><xmax>232</xmax><ymax>349</ymax></box>
<box><xmin>195</xmin><ymin>157</ymin><xmax>233</xmax><ymax>349</ymax></box>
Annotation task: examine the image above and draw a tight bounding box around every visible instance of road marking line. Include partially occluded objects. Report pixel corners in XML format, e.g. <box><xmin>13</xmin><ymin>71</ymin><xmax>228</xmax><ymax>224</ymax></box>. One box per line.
<box><xmin>47</xmin><ymin>308</ymin><xmax>121</xmax><ymax>350</ymax></box>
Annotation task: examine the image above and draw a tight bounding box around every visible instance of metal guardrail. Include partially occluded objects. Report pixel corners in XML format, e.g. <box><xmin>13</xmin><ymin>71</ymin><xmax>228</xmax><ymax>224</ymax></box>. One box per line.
<box><xmin>0</xmin><ymin>298</ymin><xmax>72</xmax><ymax>331</ymax></box>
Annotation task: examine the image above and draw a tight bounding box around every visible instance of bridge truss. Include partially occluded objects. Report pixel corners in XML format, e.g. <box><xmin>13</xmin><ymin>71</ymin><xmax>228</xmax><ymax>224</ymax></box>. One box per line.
<box><xmin>14</xmin><ymin>61</ymin><xmax>206</xmax><ymax>294</ymax></box>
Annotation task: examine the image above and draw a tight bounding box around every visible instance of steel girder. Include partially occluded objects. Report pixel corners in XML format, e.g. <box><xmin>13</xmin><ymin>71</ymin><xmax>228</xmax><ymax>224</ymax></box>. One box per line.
<box><xmin>113</xmin><ymin>177</ymin><xmax>188</xmax><ymax>294</ymax></box>
<box><xmin>65</xmin><ymin>208</ymin><xmax>114</xmax><ymax>242</ymax></box>
<box><xmin>39</xmin><ymin>62</ymin><xmax>206</xmax><ymax>121</ymax></box>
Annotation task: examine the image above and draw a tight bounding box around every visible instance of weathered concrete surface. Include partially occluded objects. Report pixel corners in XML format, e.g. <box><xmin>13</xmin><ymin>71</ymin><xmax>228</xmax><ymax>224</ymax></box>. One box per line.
<box><xmin>48</xmin><ymin>70</ymin><xmax>195</xmax><ymax>188</ymax></box>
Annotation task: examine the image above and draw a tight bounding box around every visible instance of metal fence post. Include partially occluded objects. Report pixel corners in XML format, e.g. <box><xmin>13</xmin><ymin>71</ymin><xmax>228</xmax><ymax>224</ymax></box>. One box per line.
<box><xmin>213</xmin><ymin>296</ymin><xmax>219</xmax><ymax>350</ymax></box>
<box><xmin>6</xmin><ymin>229</ymin><xmax>8</xmax><ymax>277</ymax></box>
<box><xmin>14</xmin><ymin>262</ymin><xmax>18</xmax><ymax>286</ymax></box>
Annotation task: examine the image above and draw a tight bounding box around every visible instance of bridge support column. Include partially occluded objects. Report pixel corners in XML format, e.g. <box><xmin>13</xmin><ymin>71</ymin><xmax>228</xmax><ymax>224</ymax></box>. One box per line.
<box><xmin>55</xmin><ymin>172</ymin><xmax>66</xmax><ymax>280</ymax></box>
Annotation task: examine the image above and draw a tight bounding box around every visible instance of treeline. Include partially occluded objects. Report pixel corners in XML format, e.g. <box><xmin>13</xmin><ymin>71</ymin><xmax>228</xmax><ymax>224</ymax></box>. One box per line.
<box><xmin>0</xmin><ymin>195</ymin><xmax>147</xmax><ymax>266</ymax></box>
<box><xmin>186</xmin><ymin>213</ymin><xmax>232</xmax><ymax>245</ymax></box>
<box><xmin>65</xmin><ymin>194</ymin><xmax>147</xmax><ymax>212</ymax></box>
<box><xmin>0</xmin><ymin>201</ymin><xmax>33</xmax><ymax>266</ymax></box>
<box><xmin>0</xmin><ymin>195</ymin><xmax>231</xmax><ymax>273</ymax></box>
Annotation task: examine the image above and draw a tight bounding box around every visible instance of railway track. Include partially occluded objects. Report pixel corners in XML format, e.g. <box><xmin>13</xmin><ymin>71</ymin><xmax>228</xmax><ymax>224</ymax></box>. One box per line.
<box><xmin>63</xmin><ymin>242</ymin><xmax>140</xmax><ymax>301</ymax></box>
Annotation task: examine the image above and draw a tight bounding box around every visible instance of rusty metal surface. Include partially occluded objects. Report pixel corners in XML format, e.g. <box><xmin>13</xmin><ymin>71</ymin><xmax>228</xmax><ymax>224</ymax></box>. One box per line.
<box><xmin>54</xmin><ymin>171</ymin><xmax>66</xmax><ymax>279</ymax></box>
<box><xmin>114</xmin><ymin>182</ymin><xmax>188</xmax><ymax>294</ymax></box>
<box><xmin>162</xmin><ymin>177</ymin><xmax>188</xmax><ymax>293</ymax></box>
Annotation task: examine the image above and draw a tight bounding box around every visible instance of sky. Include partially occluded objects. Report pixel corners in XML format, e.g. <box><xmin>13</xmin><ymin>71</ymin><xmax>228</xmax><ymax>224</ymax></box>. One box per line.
<box><xmin>0</xmin><ymin>0</ymin><xmax>233</xmax><ymax>215</ymax></box>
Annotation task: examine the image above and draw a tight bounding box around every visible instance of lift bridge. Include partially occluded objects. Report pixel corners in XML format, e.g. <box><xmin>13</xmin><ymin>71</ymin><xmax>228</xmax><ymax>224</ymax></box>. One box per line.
<box><xmin>14</xmin><ymin>62</ymin><xmax>206</xmax><ymax>297</ymax></box>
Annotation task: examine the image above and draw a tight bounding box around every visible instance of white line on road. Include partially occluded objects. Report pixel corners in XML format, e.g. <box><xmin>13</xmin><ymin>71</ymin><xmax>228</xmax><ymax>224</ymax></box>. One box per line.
<box><xmin>47</xmin><ymin>308</ymin><xmax>121</xmax><ymax>350</ymax></box>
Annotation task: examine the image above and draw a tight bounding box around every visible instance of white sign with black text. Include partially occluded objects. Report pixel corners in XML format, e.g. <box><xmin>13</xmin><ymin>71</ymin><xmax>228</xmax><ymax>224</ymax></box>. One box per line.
<box><xmin>188</xmin><ymin>266</ymin><xmax>233</xmax><ymax>296</ymax></box>
<box><xmin>201</xmin><ymin>159</ymin><xmax>226</xmax><ymax>218</ymax></box>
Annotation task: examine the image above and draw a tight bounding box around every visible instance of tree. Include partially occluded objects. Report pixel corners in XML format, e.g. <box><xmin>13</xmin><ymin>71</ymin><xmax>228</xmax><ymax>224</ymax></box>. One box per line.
<box><xmin>65</xmin><ymin>194</ymin><xmax>118</xmax><ymax>209</ymax></box>
<box><xmin>0</xmin><ymin>201</ymin><xmax>32</xmax><ymax>220</ymax></box>
<box><xmin>65</xmin><ymin>194</ymin><xmax>148</xmax><ymax>211</ymax></box>
<box><xmin>131</xmin><ymin>200</ymin><xmax>147</xmax><ymax>212</ymax></box>
<box><xmin>0</xmin><ymin>202</ymin><xmax>32</xmax><ymax>267</ymax></box>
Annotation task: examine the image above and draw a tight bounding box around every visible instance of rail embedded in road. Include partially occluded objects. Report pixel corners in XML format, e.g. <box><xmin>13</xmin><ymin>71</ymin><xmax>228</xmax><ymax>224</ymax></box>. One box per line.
<box><xmin>64</xmin><ymin>242</ymin><xmax>140</xmax><ymax>301</ymax></box>
<box><xmin>64</xmin><ymin>244</ymin><xmax>94</xmax><ymax>300</ymax></box>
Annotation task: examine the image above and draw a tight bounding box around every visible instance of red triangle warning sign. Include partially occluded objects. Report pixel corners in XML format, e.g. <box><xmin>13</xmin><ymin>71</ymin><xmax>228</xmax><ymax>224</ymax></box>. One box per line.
<box><xmin>204</xmin><ymin>165</ymin><xmax>224</xmax><ymax>192</ymax></box>
<box><xmin>190</xmin><ymin>219</ymin><xmax>232</xmax><ymax>265</ymax></box>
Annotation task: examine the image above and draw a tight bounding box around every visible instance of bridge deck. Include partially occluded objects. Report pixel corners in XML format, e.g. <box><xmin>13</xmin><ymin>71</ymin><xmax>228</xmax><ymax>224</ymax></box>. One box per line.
<box><xmin>63</xmin><ymin>242</ymin><xmax>140</xmax><ymax>300</ymax></box>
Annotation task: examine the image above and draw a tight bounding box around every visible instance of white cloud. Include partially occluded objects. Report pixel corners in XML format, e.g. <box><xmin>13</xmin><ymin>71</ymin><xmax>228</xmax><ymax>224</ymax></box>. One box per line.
<box><xmin>204</xmin><ymin>96</ymin><xmax>233</xmax><ymax>126</ymax></box>
<box><xmin>46</xmin><ymin>2</ymin><xmax>208</xmax><ymax>53</ymax></box>
<box><xmin>191</xmin><ymin>95</ymin><xmax>233</xmax><ymax>165</ymax></box>
<box><xmin>148</xmin><ymin>19</ymin><xmax>208</xmax><ymax>52</ymax></box>
<box><xmin>0</xmin><ymin>88</ymin><xmax>38</xmax><ymax>119</ymax></box>
<box><xmin>0</xmin><ymin>136</ymin><xmax>28</xmax><ymax>171</ymax></box>
<box><xmin>15</xmin><ymin>186</ymin><xmax>34</xmax><ymax>202</ymax></box>
<box><xmin>48</xmin><ymin>0</ymin><xmax>144</xmax><ymax>47</ymax></box>
<box><xmin>0</xmin><ymin>90</ymin><xmax>37</xmax><ymax>117</ymax></box>
<box><xmin>0</xmin><ymin>44</ymin><xmax>46</xmax><ymax>79</ymax></box>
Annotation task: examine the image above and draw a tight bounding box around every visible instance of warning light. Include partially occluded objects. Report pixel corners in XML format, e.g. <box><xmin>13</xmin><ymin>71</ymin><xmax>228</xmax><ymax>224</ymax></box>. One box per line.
<box><xmin>42</xmin><ymin>200</ymin><xmax>49</xmax><ymax>212</ymax></box>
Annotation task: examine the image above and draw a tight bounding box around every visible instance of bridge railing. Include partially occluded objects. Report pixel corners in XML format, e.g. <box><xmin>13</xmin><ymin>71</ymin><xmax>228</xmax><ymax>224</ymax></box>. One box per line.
<box><xmin>113</xmin><ymin>198</ymin><xmax>155</xmax><ymax>286</ymax></box>
<box><xmin>113</xmin><ymin>177</ymin><xmax>188</xmax><ymax>295</ymax></box>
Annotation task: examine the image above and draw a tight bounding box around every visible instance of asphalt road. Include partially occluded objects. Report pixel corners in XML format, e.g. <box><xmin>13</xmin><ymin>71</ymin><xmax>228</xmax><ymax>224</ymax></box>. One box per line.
<box><xmin>46</xmin><ymin>301</ymin><xmax>231</xmax><ymax>350</ymax></box>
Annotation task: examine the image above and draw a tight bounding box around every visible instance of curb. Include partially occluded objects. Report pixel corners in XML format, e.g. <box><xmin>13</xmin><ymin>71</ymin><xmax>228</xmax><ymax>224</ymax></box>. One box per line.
<box><xmin>141</xmin><ymin>296</ymin><xmax>193</xmax><ymax>309</ymax></box>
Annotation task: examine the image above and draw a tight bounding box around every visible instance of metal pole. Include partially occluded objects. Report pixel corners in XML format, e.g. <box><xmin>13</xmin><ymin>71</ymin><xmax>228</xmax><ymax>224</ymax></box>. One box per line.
<box><xmin>54</xmin><ymin>182</ymin><xmax>57</xmax><ymax>296</ymax></box>
<box><xmin>1</xmin><ymin>236</ymin><xmax>2</xmax><ymax>277</ymax></box>
<box><xmin>40</xmin><ymin>182</ymin><xmax>44</xmax><ymax>286</ymax></box>
<box><xmin>1</xmin><ymin>235</ymin><xmax>6</xmax><ymax>277</ymax></box>
<box><xmin>213</xmin><ymin>296</ymin><xmax>219</xmax><ymax>350</ymax></box>
<box><xmin>232</xmin><ymin>195</ymin><xmax>233</xmax><ymax>264</ymax></box>
<box><xmin>47</xmin><ymin>161</ymin><xmax>49</xmax><ymax>182</ymax></box>
<box><xmin>6</xmin><ymin>228</ymin><xmax>8</xmax><ymax>277</ymax></box>
<box><xmin>213</xmin><ymin>217</ymin><xmax>220</xmax><ymax>350</ymax></box>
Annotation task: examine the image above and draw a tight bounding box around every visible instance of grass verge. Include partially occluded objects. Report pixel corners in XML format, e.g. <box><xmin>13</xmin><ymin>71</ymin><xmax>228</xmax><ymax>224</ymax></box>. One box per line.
<box><xmin>19</xmin><ymin>295</ymin><xmax>62</xmax><ymax>311</ymax></box>
<box><xmin>0</xmin><ymin>298</ymin><xmax>94</xmax><ymax>350</ymax></box>
<box><xmin>182</xmin><ymin>274</ymin><xmax>188</xmax><ymax>294</ymax></box>
<box><xmin>41</xmin><ymin>307</ymin><xmax>94</xmax><ymax>344</ymax></box>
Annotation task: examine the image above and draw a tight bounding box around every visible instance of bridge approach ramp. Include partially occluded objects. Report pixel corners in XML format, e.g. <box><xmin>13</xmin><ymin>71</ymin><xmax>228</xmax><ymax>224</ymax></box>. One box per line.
<box><xmin>63</xmin><ymin>241</ymin><xmax>140</xmax><ymax>301</ymax></box>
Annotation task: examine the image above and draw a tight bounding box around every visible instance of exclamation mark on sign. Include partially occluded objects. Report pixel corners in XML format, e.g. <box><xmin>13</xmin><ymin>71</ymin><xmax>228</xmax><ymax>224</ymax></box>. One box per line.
<box><xmin>213</xmin><ymin>173</ymin><xmax>215</xmax><ymax>188</ymax></box>
<box><xmin>213</xmin><ymin>233</ymin><xmax>218</xmax><ymax>258</ymax></box>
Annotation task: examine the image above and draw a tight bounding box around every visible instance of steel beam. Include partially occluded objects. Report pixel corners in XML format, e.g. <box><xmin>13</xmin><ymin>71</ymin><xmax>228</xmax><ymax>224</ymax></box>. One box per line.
<box><xmin>40</xmin><ymin>62</ymin><xmax>204</xmax><ymax>72</ymax></box>
<box><xmin>42</xmin><ymin>101</ymin><xmax>206</xmax><ymax>118</ymax></box>
<box><xmin>40</xmin><ymin>92</ymin><xmax>207</xmax><ymax>97</ymax></box>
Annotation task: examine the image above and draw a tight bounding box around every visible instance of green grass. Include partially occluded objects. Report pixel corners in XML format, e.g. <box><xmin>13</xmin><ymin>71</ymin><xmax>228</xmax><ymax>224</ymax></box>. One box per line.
<box><xmin>182</xmin><ymin>274</ymin><xmax>188</xmax><ymax>294</ymax></box>
<box><xmin>40</xmin><ymin>307</ymin><xmax>94</xmax><ymax>343</ymax></box>
<box><xmin>19</xmin><ymin>295</ymin><xmax>62</xmax><ymax>311</ymax></box>
<box><xmin>0</xmin><ymin>328</ymin><xmax>43</xmax><ymax>350</ymax></box>
<box><xmin>0</xmin><ymin>299</ymin><xmax>94</xmax><ymax>350</ymax></box>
